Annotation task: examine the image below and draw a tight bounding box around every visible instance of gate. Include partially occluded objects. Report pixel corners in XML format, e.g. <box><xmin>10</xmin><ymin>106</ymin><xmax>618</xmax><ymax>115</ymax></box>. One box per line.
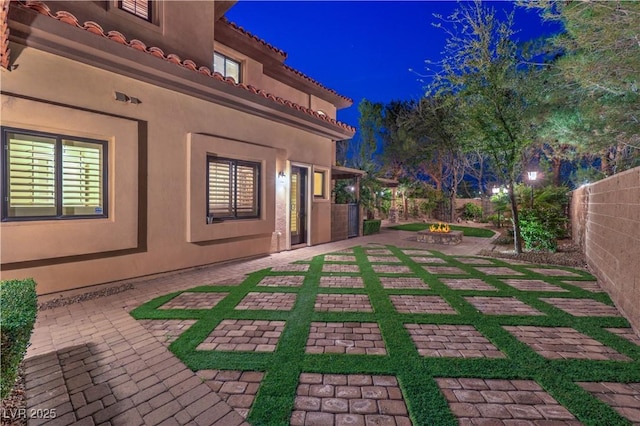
<box><xmin>347</xmin><ymin>203</ymin><xmax>359</xmax><ymax>238</ymax></box>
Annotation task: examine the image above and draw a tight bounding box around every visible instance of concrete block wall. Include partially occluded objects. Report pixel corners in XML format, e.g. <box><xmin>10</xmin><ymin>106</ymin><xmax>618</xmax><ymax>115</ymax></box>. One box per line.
<box><xmin>571</xmin><ymin>167</ymin><xmax>640</xmax><ymax>334</ymax></box>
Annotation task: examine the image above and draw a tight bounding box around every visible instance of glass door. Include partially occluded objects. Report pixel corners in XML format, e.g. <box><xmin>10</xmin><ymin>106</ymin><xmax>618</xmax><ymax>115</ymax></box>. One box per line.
<box><xmin>290</xmin><ymin>166</ymin><xmax>307</xmax><ymax>245</ymax></box>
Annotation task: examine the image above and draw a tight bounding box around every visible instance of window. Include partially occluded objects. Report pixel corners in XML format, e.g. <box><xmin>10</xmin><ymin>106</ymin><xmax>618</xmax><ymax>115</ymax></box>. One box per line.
<box><xmin>207</xmin><ymin>157</ymin><xmax>260</xmax><ymax>221</ymax></box>
<box><xmin>2</xmin><ymin>128</ymin><xmax>107</xmax><ymax>221</ymax></box>
<box><xmin>313</xmin><ymin>171</ymin><xmax>326</xmax><ymax>198</ymax></box>
<box><xmin>213</xmin><ymin>52</ymin><xmax>241</xmax><ymax>83</ymax></box>
<box><xmin>118</xmin><ymin>0</ymin><xmax>151</xmax><ymax>21</ymax></box>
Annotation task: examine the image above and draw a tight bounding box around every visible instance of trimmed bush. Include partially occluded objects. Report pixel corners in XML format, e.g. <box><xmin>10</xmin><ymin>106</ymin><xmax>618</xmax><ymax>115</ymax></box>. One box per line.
<box><xmin>462</xmin><ymin>203</ymin><xmax>483</xmax><ymax>220</ymax></box>
<box><xmin>519</xmin><ymin>209</ymin><xmax>560</xmax><ymax>252</ymax></box>
<box><xmin>1</xmin><ymin>279</ymin><xmax>37</xmax><ymax>400</ymax></box>
<box><xmin>363</xmin><ymin>219</ymin><xmax>381</xmax><ymax>235</ymax></box>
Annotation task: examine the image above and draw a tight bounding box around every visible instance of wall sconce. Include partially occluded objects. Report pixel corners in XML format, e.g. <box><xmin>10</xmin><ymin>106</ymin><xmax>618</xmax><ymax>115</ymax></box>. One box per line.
<box><xmin>114</xmin><ymin>91</ymin><xmax>141</xmax><ymax>104</ymax></box>
<box><xmin>527</xmin><ymin>171</ymin><xmax>538</xmax><ymax>182</ymax></box>
<box><xmin>278</xmin><ymin>171</ymin><xmax>286</xmax><ymax>181</ymax></box>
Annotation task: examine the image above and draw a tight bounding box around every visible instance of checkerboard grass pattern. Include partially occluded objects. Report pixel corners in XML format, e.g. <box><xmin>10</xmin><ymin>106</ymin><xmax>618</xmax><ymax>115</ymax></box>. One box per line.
<box><xmin>131</xmin><ymin>246</ymin><xmax>640</xmax><ymax>425</ymax></box>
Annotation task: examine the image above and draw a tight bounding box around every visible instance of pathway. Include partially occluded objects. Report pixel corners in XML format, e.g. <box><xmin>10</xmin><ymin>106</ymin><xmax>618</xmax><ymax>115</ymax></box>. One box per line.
<box><xmin>17</xmin><ymin>228</ymin><xmax>640</xmax><ymax>425</ymax></box>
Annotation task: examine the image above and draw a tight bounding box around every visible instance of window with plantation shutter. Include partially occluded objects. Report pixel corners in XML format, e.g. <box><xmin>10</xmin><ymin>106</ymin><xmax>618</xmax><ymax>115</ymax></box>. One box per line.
<box><xmin>207</xmin><ymin>157</ymin><xmax>259</xmax><ymax>221</ymax></box>
<box><xmin>2</xmin><ymin>128</ymin><xmax>107</xmax><ymax>221</ymax></box>
<box><xmin>119</xmin><ymin>0</ymin><xmax>151</xmax><ymax>21</ymax></box>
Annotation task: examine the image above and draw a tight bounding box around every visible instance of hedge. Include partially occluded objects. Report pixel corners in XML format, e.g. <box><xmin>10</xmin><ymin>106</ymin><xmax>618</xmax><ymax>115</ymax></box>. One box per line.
<box><xmin>363</xmin><ymin>219</ymin><xmax>381</xmax><ymax>235</ymax></box>
<box><xmin>1</xmin><ymin>279</ymin><xmax>37</xmax><ymax>400</ymax></box>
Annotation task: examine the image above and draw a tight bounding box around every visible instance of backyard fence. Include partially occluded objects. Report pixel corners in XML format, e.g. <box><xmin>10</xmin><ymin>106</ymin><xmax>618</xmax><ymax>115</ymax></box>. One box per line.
<box><xmin>571</xmin><ymin>167</ymin><xmax>640</xmax><ymax>334</ymax></box>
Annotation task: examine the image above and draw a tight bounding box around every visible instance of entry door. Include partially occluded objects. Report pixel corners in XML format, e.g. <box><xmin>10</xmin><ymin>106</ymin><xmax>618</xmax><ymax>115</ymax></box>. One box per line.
<box><xmin>290</xmin><ymin>166</ymin><xmax>307</xmax><ymax>245</ymax></box>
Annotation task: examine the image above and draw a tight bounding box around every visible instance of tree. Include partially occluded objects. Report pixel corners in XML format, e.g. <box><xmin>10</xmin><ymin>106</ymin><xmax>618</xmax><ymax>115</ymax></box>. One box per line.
<box><xmin>352</xmin><ymin>99</ymin><xmax>384</xmax><ymax>169</ymax></box>
<box><xmin>398</xmin><ymin>95</ymin><xmax>467</xmax><ymax>222</ymax></box>
<box><xmin>524</xmin><ymin>1</ymin><xmax>640</xmax><ymax>176</ymax></box>
<box><xmin>428</xmin><ymin>1</ymin><xmax>543</xmax><ymax>253</ymax></box>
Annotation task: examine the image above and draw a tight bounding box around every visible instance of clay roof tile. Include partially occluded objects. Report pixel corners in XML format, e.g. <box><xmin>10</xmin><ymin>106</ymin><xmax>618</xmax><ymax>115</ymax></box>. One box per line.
<box><xmin>107</xmin><ymin>30</ymin><xmax>127</xmax><ymax>45</ymax></box>
<box><xmin>221</xmin><ymin>17</ymin><xmax>287</xmax><ymax>59</ymax></box>
<box><xmin>182</xmin><ymin>59</ymin><xmax>197</xmax><ymax>71</ymax></box>
<box><xmin>128</xmin><ymin>39</ymin><xmax>147</xmax><ymax>51</ymax></box>
<box><xmin>15</xmin><ymin>1</ymin><xmax>355</xmax><ymax>134</ymax></box>
<box><xmin>0</xmin><ymin>0</ymin><xmax>8</xmax><ymax>70</ymax></box>
<box><xmin>55</xmin><ymin>10</ymin><xmax>79</xmax><ymax>26</ymax></box>
<box><xmin>83</xmin><ymin>21</ymin><xmax>104</xmax><ymax>36</ymax></box>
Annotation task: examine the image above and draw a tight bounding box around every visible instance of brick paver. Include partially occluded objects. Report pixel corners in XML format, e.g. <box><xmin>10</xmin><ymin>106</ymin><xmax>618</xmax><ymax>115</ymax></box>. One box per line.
<box><xmin>405</xmin><ymin>324</ymin><xmax>505</xmax><ymax>358</ymax></box>
<box><xmin>504</xmin><ymin>326</ymin><xmax>632</xmax><ymax>361</ymax></box>
<box><xmin>501</xmin><ymin>279</ymin><xmax>568</xmax><ymax>292</ymax></box>
<box><xmin>541</xmin><ymin>298</ymin><xmax>621</xmax><ymax>316</ymax></box>
<box><xmin>606</xmin><ymin>328</ymin><xmax>640</xmax><ymax>346</ymax></box>
<box><xmin>424</xmin><ymin>266</ymin><xmax>468</xmax><ymax>275</ymax></box>
<box><xmin>20</xmin><ymin>229</ymin><xmax>637</xmax><ymax>426</ymax></box>
<box><xmin>196</xmin><ymin>370</ymin><xmax>264</xmax><ymax>419</ymax></box>
<box><xmin>291</xmin><ymin>374</ymin><xmax>411</xmax><ymax>426</ymax></box>
<box><xmin>325</xmin><ymin>255</ymin><xmax>357</xmax><ymax>262</ymax></box>
<box><xmin>139</xmin><ymin>319</ymin><xmax>197</xmax><ymax>345</ymax></box>
<box><xmin>453</xmin><ymin>257</ymin><xmax>495</xmax><ymax>265</ymax></box>
<box><xmin>258</xmin><ymin>275</ymin><xmax>305</xmax><ymax>287</ymax></box>
<box><xmin>159</xmin><ymin>292</ymin><xmax>229</xmax><ymax>309</ymax></box>
<box><xmin>315</xmin><ymin>294</ymin><xmax>373</xmax><ymax>312</ymax></box>
<box><xmin>561</xmin><ymin>280</ymin><xmax>603</xmax><ymax>292</ymax></box>
<box><xmin>440</xmin><ymin>278</ymin><xmax>497</xmax><ymax>291</ymax></box>
<box><xmin>306</xmin><ymin>322</ymin><xmax>386</xmax><ymax>355</ymax></box>
<box><xmin>196</xmin><ymin>320</ymin><xmax>285</xmax><ymax>352</ymax></box>
<box><xmin>528</xmin><ymin>267</ymin><xmax>582</xmax><ymax>277</ymax></box>
<box><xmin>322</xmin><ymin>264</ymin><xmax>361</xmax><ymax>273</ymax></box>
<box><xmin>390</xmin><ymin>295</ymin><xmax>456</xmax><ymax>314</ymax></box>
<box><xmin>271</xmin><ymin>264</ymin><xmax>310</xmax><ymax>272</ymax></box>
<box><xmin>578</xmin><ymin>382</ymin><xmax>640</xmax><ymax>424</ymax></box>
<box><xmin>364</xmin><ymin>249</ymin><xmax>394</xmax><ymax>255</ymax></box>
<box><xmin>372</xmin><ymin>264</ymin><xmax>413</xmax><ymax>274</ymax></box>
<box><xmin>235</xmin><ymin>292</ymin><xmax>297</xmax><ymax>311</ymax></box>
<box><xmin>474</xmin><ymin>266</ymin><xmax>525</xmax><ymax>276</ymax></box>
<box><xmin>436</xmin><ymin>378</ymin><xmax>581</xmax><ymax>424</ymax></box>
<box><xmin>409</xmin><ymin>256</ymin><xmax>447</xmax><ymax>264</ymax></box>
<box><xmin>379</xmin><ymin>277</ymin><xmax>429</xmax><ymax>289</ymax></box>
<box><xmin>466</xmin><ymin>297</ymin><xmax>545</xmax><ymax>315</ymax></box>
<box><xmin>367</xmin><ymin>255</ymin><xmax>401</xmax><ymax>263</ymax></box>
<box><xmin>319</xmin><ymin>276</ymin><xmax>365</xmax><ymax>288</ymax></box>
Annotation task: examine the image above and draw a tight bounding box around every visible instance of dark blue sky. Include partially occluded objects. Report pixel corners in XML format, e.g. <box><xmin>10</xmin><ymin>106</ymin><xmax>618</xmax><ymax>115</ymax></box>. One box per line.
<box><xmin>226</xmin><ymin>1</ymin><xmax>561</xmax><ymax>130</ymax></box>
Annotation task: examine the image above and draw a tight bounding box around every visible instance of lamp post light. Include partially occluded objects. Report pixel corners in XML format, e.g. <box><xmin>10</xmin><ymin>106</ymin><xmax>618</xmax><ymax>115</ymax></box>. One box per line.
<box><xmin>527</xmin><ymin>171</ymin><xmax>538</xmax><ymax>209</ymax></box>
<box><xmin>492</xmin><ymin>186</ymin><xmax>501</xmax><ymax>228</ymax></box>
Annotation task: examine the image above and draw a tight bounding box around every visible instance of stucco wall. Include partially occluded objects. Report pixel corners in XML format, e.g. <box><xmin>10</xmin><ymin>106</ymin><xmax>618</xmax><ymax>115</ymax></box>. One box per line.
<box><xmin>0</xmin><ymin>45</ymin><xmax>335</xmax><ymax>294</ymax></box>
<box><xmin>571</xmin><ymin>167</ymin><xmax>640</xmax><ymax>334</ymax></box>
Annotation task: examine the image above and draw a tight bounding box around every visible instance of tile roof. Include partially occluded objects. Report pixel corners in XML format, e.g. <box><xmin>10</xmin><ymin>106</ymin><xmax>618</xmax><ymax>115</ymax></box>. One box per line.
<box><xmin>220</xmin><ymin>17</ymin><xmax>288</xmax><ymax>59</ymax></box>
<box><xmin>219</xmin><ymin>17</ymin><xmax>353</xmax><ymax>106</ymax></box>
<box><xmin>1</xmin><ymin>0</ymin><xmax>9</xmax><ymax>70</ymax></box>
<box><xmin>13</xmin><ymin>1</ymin><xmax>355</xmax><ymax>135</ymax></box>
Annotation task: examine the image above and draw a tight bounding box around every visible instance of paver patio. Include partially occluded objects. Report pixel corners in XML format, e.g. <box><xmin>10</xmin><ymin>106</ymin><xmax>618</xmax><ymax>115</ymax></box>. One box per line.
<box><xmin>16</xmin><ymin>228</ymin><xmax>640</xmax><ymax>425</ymax></box>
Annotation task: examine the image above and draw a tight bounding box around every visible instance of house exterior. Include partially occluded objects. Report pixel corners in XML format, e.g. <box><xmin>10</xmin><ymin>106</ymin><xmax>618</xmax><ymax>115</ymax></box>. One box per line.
<box><xmin>0</xmin><ymin>0</ymin><xmax>355</xmax><ymax>294</ymax></box>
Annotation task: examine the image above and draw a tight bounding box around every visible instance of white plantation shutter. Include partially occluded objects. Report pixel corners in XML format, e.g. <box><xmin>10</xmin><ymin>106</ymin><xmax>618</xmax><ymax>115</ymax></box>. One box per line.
<box><xmin>236</xmin><ymin>163</ymin><xmax>257</xmax><ymax>217</ymax></box>
<box><xmin>2</xmin><ymin>129</ymin><xmax>107</xmax><ymax>219</ymax></box>
<box><xmin>7</xmin><ymin>134</ymin><xmax>57</xmax><ymax>216</ymax></box>
<box><xmin>208</xmin><ymin>160</ymin><xmax>233</xmax><ymax>217</ymax></box>
<box><xmin>119</xmin><ymin>0</ymin><xmax>150</xmax><ymax>20</ymax></box>
<box><xmin>207</xmin><ymin>158</ymin><xmax>259</xmax><ymax>220</ymax></box>
<box><xmin>62</xmin><ymin>140</ymin><xmax>103</xmax><ymax>214</ymax></box>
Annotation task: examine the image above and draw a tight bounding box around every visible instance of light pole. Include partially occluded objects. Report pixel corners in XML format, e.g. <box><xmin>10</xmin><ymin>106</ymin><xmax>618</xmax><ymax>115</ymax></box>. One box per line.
<box><xmin>492</xmin><ymin>186</ymin><xmax>501</xmax><ymax>228</ymax></box>
<box><xmin>527</xmin><ymin>171</ymin><xmax>538</xmax><ymax>209</ymax></box>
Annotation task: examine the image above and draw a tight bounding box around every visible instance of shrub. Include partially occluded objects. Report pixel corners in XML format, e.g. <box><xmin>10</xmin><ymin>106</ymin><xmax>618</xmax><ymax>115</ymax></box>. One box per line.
<box><xmin>486</xmin><ymin>214</ymin><xmax>500</xmax><ymax>227</ymax></box>
<box><xmin>519</xmin><ymin>208</ymin><xmax>565</xmax><ymax>252</ymax></box>
<box><xmin>363</xmin><ymin>219</ymin><xmax>381</xmax><ymax>235</ymax></box>
<box><xmin>1</xmin><ymin>279</ymin><xmax>37</xmax><ymax>400</ymax></box>
<box><xmin>462</xmin><ymin>203</ymin><xmax>483</xmax><ymax>220</ymax></box>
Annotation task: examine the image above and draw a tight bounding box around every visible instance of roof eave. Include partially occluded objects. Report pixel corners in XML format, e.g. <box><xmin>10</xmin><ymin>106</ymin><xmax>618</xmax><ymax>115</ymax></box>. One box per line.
<box><xmin>7</xmin><ymin>5</ymin><xmax>355</xmax><ymax>140</ymax></box>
